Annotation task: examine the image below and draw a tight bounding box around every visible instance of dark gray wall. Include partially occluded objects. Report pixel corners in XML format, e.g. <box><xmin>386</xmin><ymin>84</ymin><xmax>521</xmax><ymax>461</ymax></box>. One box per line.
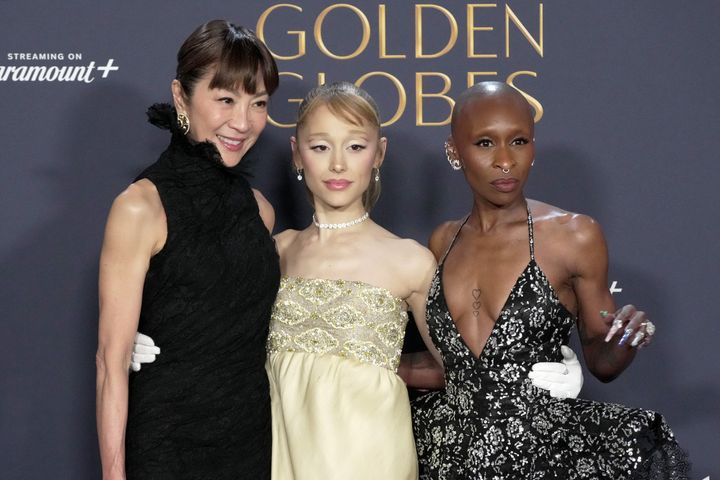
<box><xmin>1</xmin><ymin>1</ymin><xmax>717</xmax><ymax>477</ymax></box>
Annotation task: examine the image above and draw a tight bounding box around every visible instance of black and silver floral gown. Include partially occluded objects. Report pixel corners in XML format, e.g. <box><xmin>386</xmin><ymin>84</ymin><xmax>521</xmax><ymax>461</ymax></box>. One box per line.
<box><xmin>412</xmin><ymin>210</ymin><xmax>689</xmax><ymax>479</ymax></box>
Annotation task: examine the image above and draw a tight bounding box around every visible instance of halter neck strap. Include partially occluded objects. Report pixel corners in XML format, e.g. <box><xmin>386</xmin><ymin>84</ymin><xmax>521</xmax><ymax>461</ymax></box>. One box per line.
<box><xmin>526</xmin><ymin>204</ymin><xmax>535</xmax><ymax>261</ymax></box>
<box><xmin>439</xmin><ymin>204</ymin><xmax>534</xmax><ymax>265</ymax></box>
<box><xmin>438</xmin><ymin>215</ymin><xmax>470</xmax><ymax>266</ymax></box>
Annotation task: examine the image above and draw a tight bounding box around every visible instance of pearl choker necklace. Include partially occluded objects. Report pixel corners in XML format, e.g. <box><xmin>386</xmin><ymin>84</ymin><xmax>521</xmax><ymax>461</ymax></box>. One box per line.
<box><xmin>313</xmin><ymin>212</ymin><xmax>369</xmax><ymax>229</ymax></box>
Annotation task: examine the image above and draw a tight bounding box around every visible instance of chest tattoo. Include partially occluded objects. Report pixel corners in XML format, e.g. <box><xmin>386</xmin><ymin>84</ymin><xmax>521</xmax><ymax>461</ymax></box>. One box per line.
<box><xmin>471</xmin><ymin>288</ymin><xmax>482</xmax><ymax>317</ymax></box>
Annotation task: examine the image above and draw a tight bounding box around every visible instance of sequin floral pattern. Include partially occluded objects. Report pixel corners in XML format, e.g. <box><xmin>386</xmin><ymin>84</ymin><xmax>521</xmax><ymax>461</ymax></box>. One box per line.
<box><xmin>267</xmin><ymin>277</ymin><xmax>408</xmax><ymax>371</ymax></box>
<box><xmin>411</xmin><ymin>209</ymin><xmax>689</xmax><ymax>479</ymax></box>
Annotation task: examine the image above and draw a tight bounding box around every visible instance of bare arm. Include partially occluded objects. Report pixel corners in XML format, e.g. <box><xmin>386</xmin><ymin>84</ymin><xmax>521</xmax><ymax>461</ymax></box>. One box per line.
<box><xmin>397</xmin><ymin>223</ymin><xmax>458</xmax><ymax>388</ymax></box>
<box><xmin>399</xmin><ymin>245</ymin><xmax>445</xmax><ymax>388</ymax></box>
<box><xmin>252</xmin><ymin>188</ymin><xmax>275</xmax><ymax>233</ymax></box>
<box><xmin>398</xmin><ymin>351</ymin><xmax>445</xmax><ymax>389</ymax></box>
<box><xmin>571</xmin><ymin>216</ymin><xmax>639</xmax><ymax>382</ymax></box>
<box><xmin>96</xmin><ymin>183</ymin><xmax>163</xmax><ymax>479</ymax></box>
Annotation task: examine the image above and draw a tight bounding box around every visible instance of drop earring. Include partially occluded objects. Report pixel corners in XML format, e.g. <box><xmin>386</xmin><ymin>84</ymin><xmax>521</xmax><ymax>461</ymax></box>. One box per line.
<box><xmin>296</xmin><ymin>168</ymin><xmax>303</xmax><ymax>181</ymax></box>
<box><xmin>177</xmin><ymin>112</ymin><xmax>190</xmax><ymax>135</ymax></box>
<box><xmin>374</xmin><ymin>168</ymin><xmax>380</xmax><ymax>182</ymax></box>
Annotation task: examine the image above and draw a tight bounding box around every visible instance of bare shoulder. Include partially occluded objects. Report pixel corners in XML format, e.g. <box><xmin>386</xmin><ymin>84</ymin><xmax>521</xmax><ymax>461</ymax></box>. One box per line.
<box><xmin>529</xmin><ymin>199</ymin><xmax>606</xmax><ymax>252</ymax></box>
<box><xmin>428</xmin><ymin>218</ymin><xmax>467</xmax><ymax>260</ymax></box>
<box><xmin>252</xmin><ymin>188</ymin><xmax>275</xmax><ymax>233</ymax></box>
<box><xmin>394</xmin><ymin>237</ymin><xmax>437</xmax><ymax>269</ymax></box>
<box><xmin>380</xmin><ymin>235</ymin><xmax>437</xmax><ymax>292</ymax></box>
<box><xmin>273</xmin><ymin>228</ymin><xmax>301</xmax><ymax>256</ymax></box>
<box><xmin>103</xmin><ymin>179</ymin><xmax>165</xmax><ymax>254</ymax></box>
<box><xmin>109</xmin><ymin>179</ymin><xmax>164</xmax><ymax>225</ymax></box>
<box><xmin>368</xmin><ymin>223</ymin><xmax>436</xmax><ymax>269</ymax></box>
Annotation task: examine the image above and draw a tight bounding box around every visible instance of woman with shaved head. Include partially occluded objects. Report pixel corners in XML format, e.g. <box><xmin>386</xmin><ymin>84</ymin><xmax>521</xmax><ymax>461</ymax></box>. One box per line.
<box><xmin>410</xmin><ymin>82</ymin><xmax>689</xmax><ymax>479</ymax></box>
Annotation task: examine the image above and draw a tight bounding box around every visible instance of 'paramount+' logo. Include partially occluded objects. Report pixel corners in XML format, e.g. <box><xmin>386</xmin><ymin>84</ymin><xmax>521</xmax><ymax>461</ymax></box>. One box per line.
<box><xmin>1</xmin><ymin>52</ymin><xmax>118</xmax><ymax>83</ymax></box>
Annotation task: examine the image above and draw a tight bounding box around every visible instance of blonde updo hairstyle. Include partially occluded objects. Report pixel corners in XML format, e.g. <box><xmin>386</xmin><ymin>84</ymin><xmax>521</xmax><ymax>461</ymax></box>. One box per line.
<box><xmin>295</xmin><ymin>82</ymin><xmax>383</xmax><ymax>212</ymax></box>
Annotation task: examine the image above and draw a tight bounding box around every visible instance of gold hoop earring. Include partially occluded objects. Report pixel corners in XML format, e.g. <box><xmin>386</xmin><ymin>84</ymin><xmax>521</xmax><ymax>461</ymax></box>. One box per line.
<box><xmin>177</xmin><ymin>112</ymin><xmax>190</xmax><ymax>135</ymax></box>
<box><xmin>444</xmin><ymin>141</ymin><xmax>462</xmax><ymax>171</ymax></box>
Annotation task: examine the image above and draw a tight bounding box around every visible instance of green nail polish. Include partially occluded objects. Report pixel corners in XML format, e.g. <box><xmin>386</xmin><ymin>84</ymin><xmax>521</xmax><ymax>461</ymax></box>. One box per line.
<box><xmin>599</xmin><ymin>310</ymin><xmax>609</xmax><ymax>317</ymax></box>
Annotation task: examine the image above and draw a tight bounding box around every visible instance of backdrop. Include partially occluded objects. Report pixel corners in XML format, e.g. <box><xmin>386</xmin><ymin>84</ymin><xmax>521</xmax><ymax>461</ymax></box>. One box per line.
<box><xmin>1</xmin><ymin>1</ymin><xmax>718</xmax><ymax>478</ymax></box>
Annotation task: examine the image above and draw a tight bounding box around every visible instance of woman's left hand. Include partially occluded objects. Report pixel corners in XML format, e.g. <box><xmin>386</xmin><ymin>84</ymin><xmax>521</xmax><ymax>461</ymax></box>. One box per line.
<box><xmin>602</xmin><ymin>304</ymin><xmax>655</xmax><ymax>349</ymax></box>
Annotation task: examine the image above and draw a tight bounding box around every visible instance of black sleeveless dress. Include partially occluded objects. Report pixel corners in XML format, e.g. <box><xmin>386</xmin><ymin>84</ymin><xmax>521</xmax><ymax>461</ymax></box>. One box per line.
<box><xmin>412</xmin><ymin>209</ymin><xmax>690</xmax><ymax>479</ymax></box>
<box><xmin>125</xmin><ymin>104</ymin><xmax>280</xmax><ymax>479</ymax></box>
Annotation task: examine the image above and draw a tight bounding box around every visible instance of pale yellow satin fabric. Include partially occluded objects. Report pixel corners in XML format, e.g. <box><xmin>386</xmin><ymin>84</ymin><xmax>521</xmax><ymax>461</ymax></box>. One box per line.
<box><xmin>266</xmin><ymin>277</ymin><xmax>418</xmax><ymax>479</ymax></box>
<box><xmin>267</xmin><ymin>352</ymin><xmax>418</xmax><ymax>479</ymax></box>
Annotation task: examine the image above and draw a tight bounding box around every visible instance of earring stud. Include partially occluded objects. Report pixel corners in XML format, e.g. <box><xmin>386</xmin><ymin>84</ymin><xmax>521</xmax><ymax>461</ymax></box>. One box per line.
<box><xmin>444</xmin><ymin>141</ymin><xmax>462</xmax><ymax>171</ymax></box>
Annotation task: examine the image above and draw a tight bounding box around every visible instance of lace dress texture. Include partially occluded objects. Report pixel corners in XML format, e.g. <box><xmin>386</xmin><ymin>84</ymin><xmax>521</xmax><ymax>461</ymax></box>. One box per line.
<box><xmin>412</xmin><ymin>210</ymin><xmax>690</xmax><ymax>479</ymax></box>
<box><xmin>124</xmin><ymin>104</ymin><xmax>280</xmax><ymax>479</ymax></box>
<box><xmin>266</xmin><ymin>277</ymin><xmax>419</xmax><ymax>479</ymax></box>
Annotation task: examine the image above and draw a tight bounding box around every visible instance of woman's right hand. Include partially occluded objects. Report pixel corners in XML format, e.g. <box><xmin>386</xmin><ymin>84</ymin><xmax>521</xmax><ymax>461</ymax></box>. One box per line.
<box><xmin>130</xmin><ymin>332</ymin><xmax>160</xmax><ymax>372</ymax></box>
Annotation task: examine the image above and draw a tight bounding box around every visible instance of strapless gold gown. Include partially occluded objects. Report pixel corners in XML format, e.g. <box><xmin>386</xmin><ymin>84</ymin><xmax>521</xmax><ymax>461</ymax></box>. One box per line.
<box><xmin>266</xmin><ymin>277</ymin><xmax>418</xmax><ymax>479</ymax></box>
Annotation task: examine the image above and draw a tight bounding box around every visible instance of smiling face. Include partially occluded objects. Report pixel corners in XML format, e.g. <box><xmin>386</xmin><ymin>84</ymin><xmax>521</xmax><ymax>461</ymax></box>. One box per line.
<box><xmin>292</xmin><ymin>104</ymin><xmax>386</xmax><ymax>213</ymax></box>
<box><xmin>172</xmin><ymin>72</ymin><xmax>269</xmax><ymax>167</ymax></box>
<box><xmin>449</xmin><ymin>91</ymin><xmax>535</xmax><ymax>207</ymax></box>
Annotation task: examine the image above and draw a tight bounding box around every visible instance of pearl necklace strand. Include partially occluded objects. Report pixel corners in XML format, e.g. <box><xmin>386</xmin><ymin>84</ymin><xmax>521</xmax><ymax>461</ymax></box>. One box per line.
<box><xmin>312</xmin><ymin>212</ymin><xmax>369</xmax><ymax>229</ymax></box>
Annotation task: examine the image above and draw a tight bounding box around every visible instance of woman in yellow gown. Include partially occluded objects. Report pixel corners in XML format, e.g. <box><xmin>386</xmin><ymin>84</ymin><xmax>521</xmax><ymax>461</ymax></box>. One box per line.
<box><xmin>266</xmin><ymin>82</ymin><xmax>440</xmax><ymax>479</ymax></box>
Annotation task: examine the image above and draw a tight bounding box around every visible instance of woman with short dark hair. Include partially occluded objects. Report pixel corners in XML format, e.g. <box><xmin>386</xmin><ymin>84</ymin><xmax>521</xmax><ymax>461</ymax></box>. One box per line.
<box><xmin>96</xmin><ymin>20</ymin><xmax>280</xmax><ymax>479</ymax></box>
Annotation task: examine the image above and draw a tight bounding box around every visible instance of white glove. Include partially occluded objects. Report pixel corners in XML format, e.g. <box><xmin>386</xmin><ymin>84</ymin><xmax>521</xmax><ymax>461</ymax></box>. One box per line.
<box><xmin>528</xmin><ymin>345</ymin><xmax>583</xmax><ymax>399</ymax></box>
<box><xmin>130</xmin><ymin>332</ymin><xmax>160</xmax><ymax>372</ymax></box>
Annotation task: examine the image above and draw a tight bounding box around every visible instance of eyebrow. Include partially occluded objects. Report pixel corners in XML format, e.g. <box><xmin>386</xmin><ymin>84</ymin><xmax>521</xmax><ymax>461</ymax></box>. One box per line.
<box><xmin>305</xmin><ymin>130</ymin><xmax>371</xmax><ymax>139</ymax></box>
<box><xmin>216</xmin><ymin>87</ymin><xmax>269</xmax><ymax>98</ymax></box>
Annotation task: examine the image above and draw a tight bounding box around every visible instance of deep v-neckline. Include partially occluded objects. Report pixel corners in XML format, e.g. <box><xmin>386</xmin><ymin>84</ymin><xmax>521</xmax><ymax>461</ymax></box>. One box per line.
<box><xmin>438</xmin><ymin>260</ymin><xmax>533</xmax><ymax>361</ymax></box>
<box><xmin>435</xmin><ymin>207</ymin><xmax>537</xmax><ymax>362</ymax></box>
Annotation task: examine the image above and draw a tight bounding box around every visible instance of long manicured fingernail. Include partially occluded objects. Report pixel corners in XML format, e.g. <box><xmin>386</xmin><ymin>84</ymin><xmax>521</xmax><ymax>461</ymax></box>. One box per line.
<box><xmin>604</xmin><ymin>327</ymin><xmax>615</xmax><ymax>343</ymax></box>
<box><xmin>605</xmin><ymin>318</ymin><xmax>622</xmax><ymax>342</ymax></box>
<box><xmin>630</xmin><ymin>332</ymin><xmax>644</xmax><ymax>347</ymax></box>
<box><xmin>618</xmin><ymin>329</ymin><xmax>632</xmax><ymax>346</ymax></box>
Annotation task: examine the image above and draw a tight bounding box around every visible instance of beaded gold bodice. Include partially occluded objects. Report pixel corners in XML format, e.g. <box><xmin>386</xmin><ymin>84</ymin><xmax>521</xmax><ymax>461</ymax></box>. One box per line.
<box><xmin>267</xmin><ymin>277</ymin><xmax>408</xmax><ymax>371</ymax></box>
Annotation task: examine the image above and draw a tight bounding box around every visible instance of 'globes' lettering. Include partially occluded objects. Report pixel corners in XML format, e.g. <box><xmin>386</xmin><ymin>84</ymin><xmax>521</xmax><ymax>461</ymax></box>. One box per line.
<box><xmin>267</xmin><ymin>70</ymin><xmax>543</xmax><ymax>128</ymax></box>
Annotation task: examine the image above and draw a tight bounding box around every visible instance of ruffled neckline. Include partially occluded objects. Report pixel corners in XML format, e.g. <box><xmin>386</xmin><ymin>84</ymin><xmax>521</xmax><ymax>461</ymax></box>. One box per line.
<box><xmin>146</xmin><ymin>103</ymin><xmax>254</xmax><ymax>179</ymax></box>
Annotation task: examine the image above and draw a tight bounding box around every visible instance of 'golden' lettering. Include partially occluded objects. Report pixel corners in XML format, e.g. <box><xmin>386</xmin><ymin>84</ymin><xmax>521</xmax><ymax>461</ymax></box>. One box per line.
<box><xmin>505</xmin><ymin>4</ymin><xmax>544</xmax><ymax>58</ymax></box>
<box><xmin>256</xmin><ymin>4</ymin><xmax>306</xmax><ymax>61</ymax></box>
<box><xmin>378</xmin><ymin>5</ymin><xmax>406</xmax><ymax>59</ymax></box>
<box><xmin>315</xmin><ymin>4</ymin><xmax>371</xmax><ymax>60</ymax></box>
<box><xmin>467</xmin><ymin>4</ymin><xmax>498</xmax><ymax>59</ymax></box>
<box><xmin>415</xmin><ymin>5</ymin><xmax>458</xmax><ymax>59</ymax></box>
